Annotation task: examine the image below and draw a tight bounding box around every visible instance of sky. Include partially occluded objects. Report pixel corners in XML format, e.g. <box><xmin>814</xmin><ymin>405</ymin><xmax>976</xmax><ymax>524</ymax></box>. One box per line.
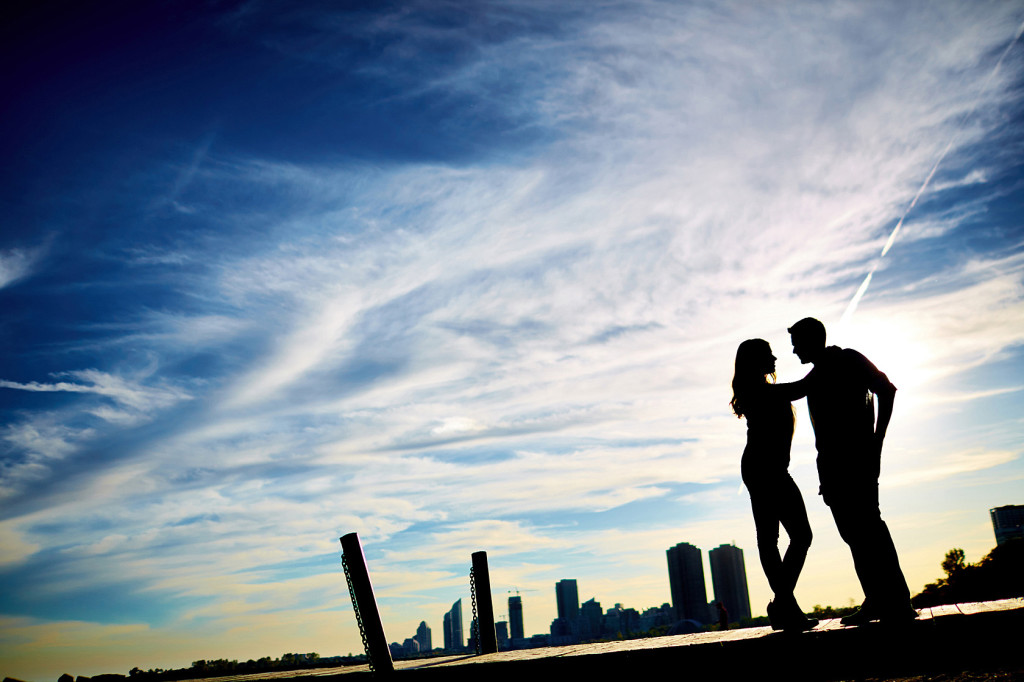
<box><xmin>2</xmin><ymin>0</ymin><xmax>1023</xmax><ymax>679</ymax></box>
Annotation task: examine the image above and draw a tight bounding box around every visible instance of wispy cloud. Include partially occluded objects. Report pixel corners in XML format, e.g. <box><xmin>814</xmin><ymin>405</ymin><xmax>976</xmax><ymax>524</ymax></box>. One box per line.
<box><xmin>0</xmin><ymin>247</ymin><xmax>42</xmax><ymax>289</ymax></box>
<box><xmin>0</xmin><ymin>370</ymin><xmax>191</xmax><ymax>418</ymax></box>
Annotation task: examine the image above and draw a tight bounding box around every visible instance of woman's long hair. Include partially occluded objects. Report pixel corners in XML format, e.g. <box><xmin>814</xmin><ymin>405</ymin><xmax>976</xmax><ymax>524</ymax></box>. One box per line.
<box><xmin>730</xmin><ymin>338</ymin><xmax>774</xmax><ymax>418</ymax></box>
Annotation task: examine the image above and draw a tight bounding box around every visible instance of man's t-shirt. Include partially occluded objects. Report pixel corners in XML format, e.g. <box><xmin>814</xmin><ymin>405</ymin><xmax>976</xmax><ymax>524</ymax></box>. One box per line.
<box><xmin>804</xmin><ymin>346</ymin><xmax>896</xmax><ymax>460</ymax></box>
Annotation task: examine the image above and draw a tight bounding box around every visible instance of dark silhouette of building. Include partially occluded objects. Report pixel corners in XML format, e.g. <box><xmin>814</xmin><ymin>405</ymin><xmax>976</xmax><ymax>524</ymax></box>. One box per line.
<box><xmin>639</xmin><ymin>603</ymin><xmax>674</xmax><ymax>631</ymax></box>
<box><xmin>555</xmin><ymin>579</ymin><xmax>580</xmax><ymax>621</ymax></box>
<box><xmin>991</xmin><ymin>505</ymin><xmax>1024</xmax><ymax>545</ymax></box>
<box><xmin>495</xmin><ymin>620</ymin><xmax>509</xmax><ymax>647</ymax></box>
<box><xmin>604</xmin><ymin>603</ymin><xmax>641</xmax><ymax>637</ymax></box>
<box><xmin>667</xmin><ymin>542</ymin><xmax>710</xmax><ymax>623</ymax></box>
<box><xmin>415</xmin><ymin>620</ymin><xmax>431</xmax><ymax>652</ymax></box>
<box><xmin>709</xmin><ymin>543</ymin><xmax>751</xmax><ymax>622</ymax></box>
<box><xmin>444</xmin><ymin>599</ymin><xmax>463</xmax><ymax>651</ymax></box>
<box><xmin>509</xmin><ymin>595</ymin><xmax>524</xmax><ymax>640</ymax></box>
<box><xmin>579</xmin><ymin>597</ymin><xmax>603</xmax><ymax>638</ymax></box>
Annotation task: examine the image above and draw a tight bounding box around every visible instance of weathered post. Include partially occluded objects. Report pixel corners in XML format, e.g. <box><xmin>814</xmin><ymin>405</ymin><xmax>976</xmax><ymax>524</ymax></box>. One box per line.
<box><xmin>340</xmin><ymin>533</ymin><xmax>394</xmax><ymax>675</ymax></box>
<box><xmin>470</xmin><ymin>550</ymin><xmax>499</xmax><ymax>654</ymax></box>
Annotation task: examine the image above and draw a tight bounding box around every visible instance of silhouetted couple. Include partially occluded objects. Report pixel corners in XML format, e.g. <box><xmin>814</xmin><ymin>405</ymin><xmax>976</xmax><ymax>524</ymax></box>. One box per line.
<box><xmin>730</xmin><ymin>317</ymin><xmax>917</xmax><ymax>632</ymax></box>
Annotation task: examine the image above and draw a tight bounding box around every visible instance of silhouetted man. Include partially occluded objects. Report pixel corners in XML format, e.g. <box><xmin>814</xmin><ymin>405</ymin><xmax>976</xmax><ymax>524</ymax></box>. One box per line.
<box><xmin>788</xmin><ymin>317</ymin><xmax>916</xmax><ymax>625</ymax></box>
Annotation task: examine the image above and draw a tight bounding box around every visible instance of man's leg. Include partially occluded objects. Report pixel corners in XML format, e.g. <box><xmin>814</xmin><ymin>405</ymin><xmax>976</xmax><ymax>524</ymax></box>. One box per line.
<box><xmin>828</xmin><ymin>483</ymin><xmax>913</xmax><ymax>621</ymax></box>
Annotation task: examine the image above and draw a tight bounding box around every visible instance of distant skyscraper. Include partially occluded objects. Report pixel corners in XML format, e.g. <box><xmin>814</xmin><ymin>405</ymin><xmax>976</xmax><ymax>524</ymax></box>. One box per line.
<box><xmin>446</xmin><ymin>599</ymin><xmax>464</xmax><ymax>650</ymax></box>
<box><xmin>579</xmin><ymin>597</ymin><xmax>603</xmax><ymax>638</ymax></box>
<box><xmin>666</xmin><ymin>542</ymin><xmax>710</xmax><ymax>623</ymax></box>
<box><xmin>991</xmin><ymin>505</ymin><xmax>1024</xmax><ymax>545</ymax></box>
<box><xmin>495</xmin><ymin>620</ymin><xmax>509</xmax><ymax>645</ymax></box>
<box><xmin>508</xmin><ymin>595</ymin><xmax>524</xmax><ymax>639</ymax></box>
<box><xmin>415</xmin><ymin>620</ymin><xmax>432</xmax><ymax>652</ymax></box>
<box><xmin>555</xmin><ymin>579</ymin><xmax>580</xmax><ymax>621</ymax></box>
<box><xmin>709</xmin><ymin>543</ymin><xmax>751</xmax><ymax>623</ymax></box>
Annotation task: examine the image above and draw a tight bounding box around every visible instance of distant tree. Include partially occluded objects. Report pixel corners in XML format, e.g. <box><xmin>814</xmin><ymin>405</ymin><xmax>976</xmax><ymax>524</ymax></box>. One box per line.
<box><xmin>941</xmin><ymin>548</ymin><xmax>966</xmax><ymax>577</ymax></box>
<box><xmin>808</xmin><ymin>603</ymin><xmax>858</xmax><ymax>620</ymax></box>
<box><xmin>912</xmin><ymin>540</ymin><xmax>1024</xmax><ymax>608</ymax></box>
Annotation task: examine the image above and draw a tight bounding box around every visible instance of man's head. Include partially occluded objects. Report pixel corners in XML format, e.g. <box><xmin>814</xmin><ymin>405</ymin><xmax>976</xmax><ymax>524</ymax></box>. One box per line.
<box><xmin>788</xmin><ymin>317</ymin><xmax>826</xmax><ymax>364</ymax></box>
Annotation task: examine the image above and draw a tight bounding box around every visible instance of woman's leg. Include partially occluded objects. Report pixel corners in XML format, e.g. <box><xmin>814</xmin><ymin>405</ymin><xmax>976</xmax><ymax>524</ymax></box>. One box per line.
<box><xmin>749</xmin><ymin>490</ymin><xmax>785</xmax><ymax>594</ymax></box>
<box><xmin>750</xmin><ymin>476</ymin><xmax>812</xmax><ymax>597</ymax></box>
<box><xmin>775</xmin><ymin>474</ymin><xmax>812</xmax><ymax>597</ymax></box>
<box><xmin>751</xmin><ymin>482</ymin><xmax>817</xmax><ymax>630</ymax></box>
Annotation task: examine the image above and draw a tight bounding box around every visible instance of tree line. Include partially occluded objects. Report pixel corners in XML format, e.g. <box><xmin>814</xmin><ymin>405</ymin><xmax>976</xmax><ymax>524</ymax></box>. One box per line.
<box><xmin>127</xmin><ymin>653</ymin><xmax>366</xmax><ymax>681</ymax></box>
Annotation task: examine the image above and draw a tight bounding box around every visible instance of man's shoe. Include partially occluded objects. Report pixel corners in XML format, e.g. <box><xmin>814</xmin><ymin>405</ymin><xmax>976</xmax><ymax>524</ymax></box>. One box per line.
<box><xmin>840</xmin><ymin>604</ymin><xmax>879</xmax><ymax>626</ymax></box>
<box><xmin>841</xmin><ymin>602</ymin><xmax>918</xmax><ymax>626</ymax></box>
<box><xmin>878</xmin><ymin>604</ymin><xmax>919</xmax><ymax>624</ymax></box>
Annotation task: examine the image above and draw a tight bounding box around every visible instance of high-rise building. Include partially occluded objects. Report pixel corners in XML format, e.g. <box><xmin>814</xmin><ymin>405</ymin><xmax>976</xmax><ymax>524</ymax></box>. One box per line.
<box><xmin>495</xmin><ymin>620</ymin><xmax>509</xmax><ymax>646</ymax></box>
<box><xmin>415</xmin><ymin>620</ymin><xmax>432</xmax><ymax>652</ymax></box>
<box><xmin>445</xmin><ymin>599</ymin><xmax>463</xmax><ymax>651</ymax></box>
<box><xmin>709</xmin><ymin>543</ymin><xmax>751</xmax><ymax>623</ymax></box>
<box><xmin>579</xmin><ymin>597</ymin><xmax>603</xmax><ymax>638</ymax></box>
<box><xmin>666</xmin><ymin>542</ymin><xmax>710</xmax><ymax>623</ymax></box>
<box><xmin>555</xmin><ymin>579</ymin><xmax>580</xmax><ymax>622</ymax></box>
<box><xmin>991</xmin><ymin>505</ymin><xmax>1024</xmax><ymax>545</ymax></box>
<box><xmin>508</xmin><ymin>595</ymin><xmax>524</xmax><ymax>640</ymax></box>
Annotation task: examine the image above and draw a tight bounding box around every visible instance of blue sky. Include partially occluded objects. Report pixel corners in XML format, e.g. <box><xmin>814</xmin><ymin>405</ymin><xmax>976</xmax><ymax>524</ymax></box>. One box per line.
<box><xmin>2</xmin><ymin>1</ymin><xmax>1023</xmax><ymax>679</ymax></box>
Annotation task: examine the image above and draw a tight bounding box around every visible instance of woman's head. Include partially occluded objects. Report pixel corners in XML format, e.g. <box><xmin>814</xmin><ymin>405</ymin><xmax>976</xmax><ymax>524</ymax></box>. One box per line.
<box><xmin>730</xmin><ymin>338</ymin><xmax>776</xmax><ymax>417</ymax></box>
<box><xmin>735</xmin><ymin>338</ymin><xmax>776</xmax><ymax>379</ymax></box>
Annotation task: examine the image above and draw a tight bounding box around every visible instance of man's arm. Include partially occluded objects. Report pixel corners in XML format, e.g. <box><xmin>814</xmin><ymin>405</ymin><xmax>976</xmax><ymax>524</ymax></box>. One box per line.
<box><xmin>872</xmin><ymin>385</ymin><xmax>896</xmax><ymax>477</ymax></box>
<box><xmin>874</xmin><ymin>385</ymin><xmax>895</xmax><ymax>444</ymax></box>
<box><xmin>772</xmin><ymin>372</ymin><xmax>812</xmax><ymax>401</ymax></box>
<box><xmin>852</xmin><ymin>348</ymin><xmax>897</xmax><ymax>469</ymax></box>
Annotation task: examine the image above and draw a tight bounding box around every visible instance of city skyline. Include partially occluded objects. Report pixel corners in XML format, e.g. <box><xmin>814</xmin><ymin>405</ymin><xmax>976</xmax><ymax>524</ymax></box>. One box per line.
<box><xmin>389</xmin><ymin>511</ymin><xmax>1019</xmax><ymax>658</ymax></box>
<box><xmin>2</xmin><ymin>2</ymin><xmax>1023</xmax><ymax>680</ymax></box>
<box><xmin>409</xmin><ymin>540</ymin><xmax>749</xmax><ymax>652</ymax></box>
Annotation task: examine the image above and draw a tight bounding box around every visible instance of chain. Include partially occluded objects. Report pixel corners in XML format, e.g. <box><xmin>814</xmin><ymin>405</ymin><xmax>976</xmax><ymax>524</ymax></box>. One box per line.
<box><xmin>469</xmin><ymin>566</ymin><xmax>480</xmax><ymax>654</ymax></box>
<box><xmin>342</xmin><ymin>554</ymin><xmax>375</xmax><ymax>673</ymax></box>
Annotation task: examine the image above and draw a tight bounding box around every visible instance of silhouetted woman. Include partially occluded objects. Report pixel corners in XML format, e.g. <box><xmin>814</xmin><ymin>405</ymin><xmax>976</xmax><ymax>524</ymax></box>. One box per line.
<box><xmin>731</xmin><ymin>339</ymin><xmax>817</xmax><ymax>632</ymax></box>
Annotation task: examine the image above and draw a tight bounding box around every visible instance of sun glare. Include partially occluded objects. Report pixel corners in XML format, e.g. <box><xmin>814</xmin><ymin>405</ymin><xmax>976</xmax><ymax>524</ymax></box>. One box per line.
<box><xmin>835</xmin><ymin>316</ymin><xmax>937</xmax><ymax>407</ymax></box>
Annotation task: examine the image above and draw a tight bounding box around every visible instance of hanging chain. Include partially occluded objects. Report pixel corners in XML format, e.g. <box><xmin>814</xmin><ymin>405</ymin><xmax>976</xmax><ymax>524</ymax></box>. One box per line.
<box><xmin>469</xmin><ymin>566</ymin><xmax>480</xmax><ymax>654</ymax></box>
<box><xmin>342</xmin><ymin>553</ymin><xmax>375</xmax><ymax>673</ymax></box>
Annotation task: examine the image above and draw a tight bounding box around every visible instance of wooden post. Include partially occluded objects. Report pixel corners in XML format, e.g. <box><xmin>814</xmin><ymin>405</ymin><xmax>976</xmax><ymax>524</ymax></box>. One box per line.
<box><xmin>471</xmin><ymin>551</ymin><xmax>499</xmax><ymax>654</ymax></box>
<box><xmin>340</xmin><ymin>533</ymin><xmax>394</xmax><ymax>675</ymax></box>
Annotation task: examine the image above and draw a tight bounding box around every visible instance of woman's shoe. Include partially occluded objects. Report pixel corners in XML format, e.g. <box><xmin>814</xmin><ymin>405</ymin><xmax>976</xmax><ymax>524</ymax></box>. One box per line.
<box><xmin>769</xmin><ymin>596</ymin><xmax>818</xmax><ymax>632</ymax></box>
<box><xmin>767</xmin><ymin>600</ymin><xmax>780</xmax><ymax>629</ymax></box>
